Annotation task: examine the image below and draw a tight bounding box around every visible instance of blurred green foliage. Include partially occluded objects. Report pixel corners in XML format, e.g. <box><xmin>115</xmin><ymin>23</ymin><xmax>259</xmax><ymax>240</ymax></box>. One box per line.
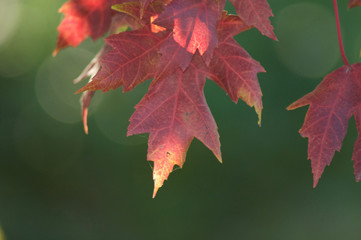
<box><xmin>1</xmin><ymin>0</ymin><xmax>361</xmax><ymax>239</ymax></box>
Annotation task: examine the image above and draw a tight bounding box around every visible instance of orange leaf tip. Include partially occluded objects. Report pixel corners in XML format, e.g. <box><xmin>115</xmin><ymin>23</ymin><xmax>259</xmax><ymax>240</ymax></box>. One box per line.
<box><xmin>152</xmin><ymin>177</ymin><xmax>162</xmax><ymax>198</ymax></box>
<box><xmin>151</xmin><ymin>159</ymin><xmax>177</xmax><ymax>198</ymax></box>
<box><xmin>82</xmin><ymin>108</ymin><xmax>89</xmax><ymax>135</ymax></box>
<box><xmin>215</xmin><ymin>153</ymin><xmax>223</xmax><ymax>164</ymax></box>
<box><xmin>313</xmin><ymin>173</ymin><xmax>320</xmax><ymax>188</ymax></box>
<box><xmin>52</xmin><ymin>48</ymin><xmax>59</xmax><ymax>57</ymax></box>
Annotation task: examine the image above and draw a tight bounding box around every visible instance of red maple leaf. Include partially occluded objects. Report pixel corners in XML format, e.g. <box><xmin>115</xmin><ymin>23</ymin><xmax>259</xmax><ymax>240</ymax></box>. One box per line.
<box><xmin>288</xmin><ymin>64</ymin><xmax>361</xmax><ymax>186</ymax></box>
<box><xmin>127</xmin><ymin>54</ymin><xmax>221</xmax><ymax>197</ymax></box>
<box><xmin>54</xmin><ymin>0</ymin><xmax>125</xmax><ymax>55</ymax></box>
<box><xmin>78</xmin><ymin>13</ymin><xmax>266</xmax><ymax>196</ymax></box>
<box><xmin>349</xmin><ymin>0</ymin><xmax>361</xmax><ymax>8</ymax></box>
<box><xmin>229</xmin><ymin>0</ymin><xmax>276</xmax><ymax>40</ymax></box>
<box><xmin>57</xmin><ymin>0</ymin><xmax>276</xmax><ymax>197</ymax></box>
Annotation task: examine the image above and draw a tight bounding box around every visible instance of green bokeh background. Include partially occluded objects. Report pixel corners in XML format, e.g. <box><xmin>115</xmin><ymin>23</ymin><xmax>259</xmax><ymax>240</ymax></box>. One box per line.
<box><xmin>1</xmin><ymin>0</ymin><xmax>361</xmax><ymax>239</ymax></box>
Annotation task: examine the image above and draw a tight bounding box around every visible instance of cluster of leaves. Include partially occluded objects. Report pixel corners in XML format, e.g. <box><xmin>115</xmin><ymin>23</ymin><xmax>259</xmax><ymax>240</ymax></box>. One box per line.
<box><xmin>54</xmin><ymin>0</ymin><xmax>276</xmax><ymax>197</ymax></box>
<box><xmin>54</xmin><ymin>0</ymin><xmax>361</xmax><ymax>196</ymax></box>
<box><xmin>288</xmin><ymin>0</ymin><xmax>361</xmax><ymax>187</ymax></box>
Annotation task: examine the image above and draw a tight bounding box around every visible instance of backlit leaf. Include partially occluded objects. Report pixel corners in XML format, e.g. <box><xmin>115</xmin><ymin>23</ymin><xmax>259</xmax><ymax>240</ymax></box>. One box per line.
<box><xmin>288</xmin><ymin>64</ymin><xmax>361</xmax><ymax>186</ymax></box>
<box><xmin>56</xmin><ymin>0</ymin><xmax>275</xmax><ymax>197</ymax></box>
<box><xmin>128</xmin><ymin>54</ymin><xmax>221</xmax><ymax>197</ymax></box>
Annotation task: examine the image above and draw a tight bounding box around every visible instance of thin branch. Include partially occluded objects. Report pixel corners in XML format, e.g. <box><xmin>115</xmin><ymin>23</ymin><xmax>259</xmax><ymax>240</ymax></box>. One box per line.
<box><xmin>333</xmin><ymin>0</ymin><xmax>350</xmax><ymax>66</ymax></box>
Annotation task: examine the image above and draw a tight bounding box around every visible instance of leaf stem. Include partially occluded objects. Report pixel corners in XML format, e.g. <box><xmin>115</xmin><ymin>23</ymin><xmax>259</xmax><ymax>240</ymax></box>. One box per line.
<box><xmin>333</xmin><ymin>0</ymin><xmax>350</xmax><ymax>66</ymax></box>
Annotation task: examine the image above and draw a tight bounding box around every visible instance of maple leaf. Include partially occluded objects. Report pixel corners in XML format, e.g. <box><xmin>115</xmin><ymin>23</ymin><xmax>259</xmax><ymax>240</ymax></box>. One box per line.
<box><xmin>288</xmin><ymin>64</ymin><xmax>361</xmax><ymax>186</ymax></box>
<box><xmin>229</xmin><ymin>0</ymin><xmax>276</xmax><ymax>40</ymax></box>
<box><xmin>153</xmin><ymin>0</ymin><xmax>226</xmax><ymax>79</ymax></box>
<box><xmin>54</xmin><ymin>0</ymin><xmax>125</xmax><ymax>55</ymax></box>
<box><xmin>128</xmin><ymin>54</ymin><xmax>221</xmax><ymax>197</ymax></box>
<box><xmin>349</xmin><ymin>0</ymin><xmax>361</xmax><ymax>8</ymax></box>
<box><xmin>208</xmin><ymin>13</ymin><xmax>264</xmax><ymax>124</ymax></box>
<box><xmin>59</xmin><ymin>0</ymin><xmax>273</xmax><ymax>197</ymax></box>
<box><xmin>76</xmin><ymin>12</ymin><xmax>266</xmax><ymax>196</ymax></box>
<box><xmin>77</xmin><ymin>28</ymin><xmax>170</xmax><ymax>93</ymax></box>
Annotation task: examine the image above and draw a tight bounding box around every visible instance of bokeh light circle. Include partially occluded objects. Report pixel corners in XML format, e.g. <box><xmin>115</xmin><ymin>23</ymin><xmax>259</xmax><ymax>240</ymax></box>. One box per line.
<box><xmin>0</xmin><ymin>0</ymin><xmax>20</xmax><ymax>46</ymax></box>
<box><xmin>275</xmin><ymin>3</ymin><xmax>339</xmax><ymax>78</ymax></box>
<box><xmin>35</xmin><ymin>48</ymin><xmax>102</xmax><ymax>124</ymax></box>
<box><xmin>0</xmin><ymin>5</ymin><xmax>50</xmax><ymax>78</ymax></box>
